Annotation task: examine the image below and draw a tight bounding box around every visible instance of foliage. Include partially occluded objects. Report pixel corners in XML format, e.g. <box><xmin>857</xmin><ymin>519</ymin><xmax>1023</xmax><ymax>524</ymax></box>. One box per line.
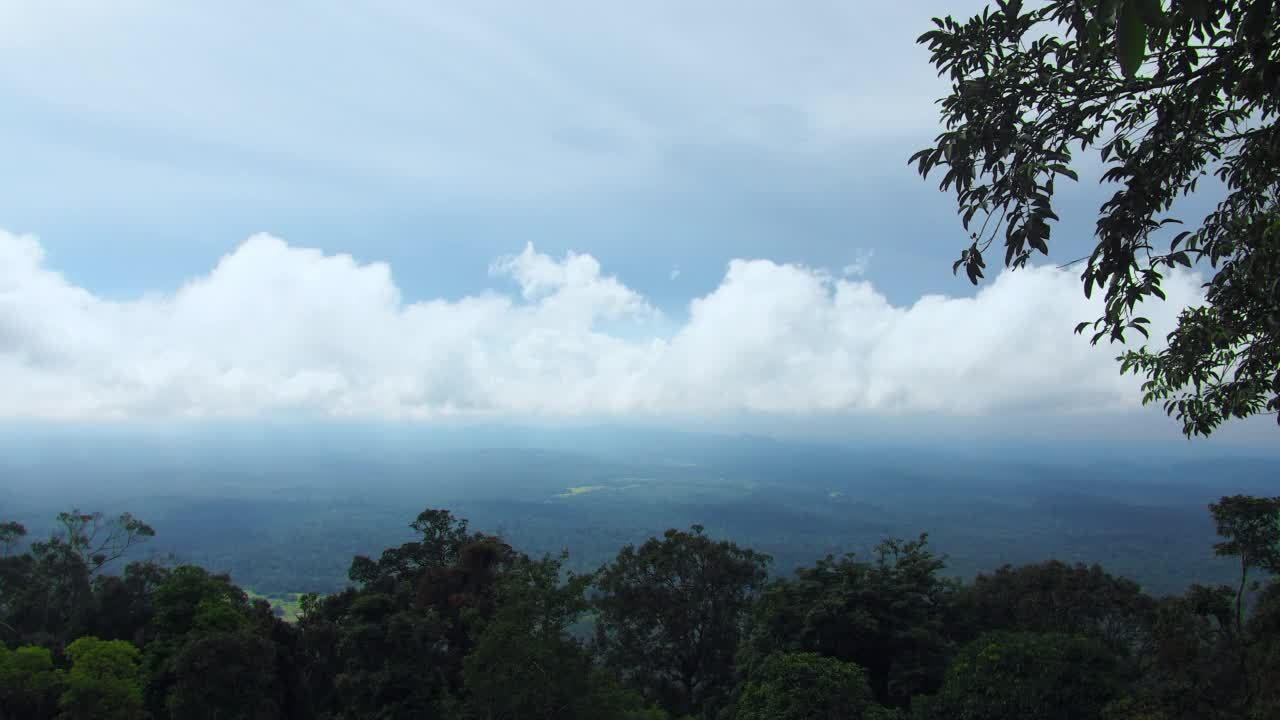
<box><xmin>144</xmin><ymin>565</ymin><xmax>281</xmax><ymax>719</ymax></box>
<box><xmin>294</xmin><ymin>509</ymin><xmax>517</xmax><ymax>719</ymax></box>
<box><xmin>955</xmin><ymin>559</ymin><xmax>1156</xmax><ymax>653</ymax></box>
<box><xmin>0</xmin><ymin>523</ymin><xmax>25</xmax><ymax>557</ymax></box>
<box><xmin>922</xmin><ymin>631</ymin><xmax>1122</xmax><ymax>720</ymax></box>
<box><xmin>347</xmin><ymin>508</ymin><xmax>476</xmax><ymax>587</ymax></box>
<box><xmin>165</xmin><ymin>629</ymin><xmax>280</xmax><ymax>720</ymax></box>
<box><xmin>0</xmin><ymin>509</ymin><xmax>157</xmax><ymax>649</ymax></box>
<box><xmin>1208</xmin><ymin>494</ymin><xmax>1280</xmax><ymax>632</ymax></box>
<box><xmin>1245</xmin><ymin>580</ymin><xmax>1280</xmax><ymax>719</ymax></box>
<box><xmin>0</xmin><ymin>644</ymin><xmax>62</xmax><ymax>719</ymax></box>
<box><xmin>4</xmin><ymin>497</ymin><xmax>1280</xmax><ymax>718</ymax></box>
<box><xmin>448</xmin><ymin>553</ymin><xmax>661</xmax><ymax>720</ymax></box>
<box><xmin>58</xmin><ymin>636</ymin><xmax>146</xmax><ymax>720</ymax></box>
<box><xmin>735</xmin><ymin>652</ymin><xmax>876</xmax><ymax>720</ymax></box>
<box><xmin>51</xmin><ymin>510</ymin><xmax>155</xmax><ymax>575</ymax></box>
<box><xmin>914</xmin><ymin>0</ymin><xmax>1280</xmax><ymax>436</ymax></box>
<box><xmin>742</xmin><ymin>534</ymin><xmax>954</xmax><ymax>707</ymax></box>
<box><xmin>82</xmin><ymin>561</ymin><xmax>172</xmax><ymax>647</ymax></box>
<box><xmin>594</xmin><ymin>525</ymin><xmax>770</xmax><ymax>719</ymax></box>
<box><xmin>1152</xmin><ymin>584</ymin><xmax>1243</xmax><ymax>718</ymax></box>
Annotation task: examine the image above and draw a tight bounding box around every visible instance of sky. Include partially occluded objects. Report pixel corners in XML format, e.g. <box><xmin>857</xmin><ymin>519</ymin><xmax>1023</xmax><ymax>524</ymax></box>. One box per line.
<box><xmin>0</xmin><ymin>2</ymin><xmax>1267</xmax><ymax>447</ymax></box>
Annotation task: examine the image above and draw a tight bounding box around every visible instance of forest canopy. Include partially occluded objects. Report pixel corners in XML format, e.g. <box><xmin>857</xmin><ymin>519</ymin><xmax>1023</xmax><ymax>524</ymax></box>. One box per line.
<box><xmin>1</xmin><ymin>496</ymin><xmax>1277</xmax><ymax>719</ymax></box>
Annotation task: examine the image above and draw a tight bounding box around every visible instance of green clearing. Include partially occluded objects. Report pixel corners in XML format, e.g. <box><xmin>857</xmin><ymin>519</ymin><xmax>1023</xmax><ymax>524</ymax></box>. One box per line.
<box><xmin>556</xmin><ymin>485</ymin><xmax>607</xmax><ymax>497</ymax></box>
<box><xmin>245</xmin><ymin>588</ymin><xmax>304</xmax><ymax>623</ymax></box>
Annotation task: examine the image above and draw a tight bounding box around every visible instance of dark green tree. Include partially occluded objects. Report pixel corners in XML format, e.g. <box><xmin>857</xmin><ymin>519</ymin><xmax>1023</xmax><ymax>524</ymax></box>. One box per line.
<box><xmin>1208</xmin><ymin>494</ymin><xmax>1280</xmax><ymax>633</ymax></box>
<box><xmin>921</xmin><ymin>631</ymin><xmax>1122</xmax><ymax>720</ymax></box>
<box><xmin>914</xmin><ymin>0</ymin><xmax>1280</xmax><ymax>437</ymax></box>
<box><xmin>1204</xmin><ymin>494</ymin><xmax>1280</xmax><ymax>712</ymax></box>
<box><xmin>0</xmin><ymin>554</ymin><xmax>34</xmax><ymax>645</ymax></box>
<box><xmin>448</xmin><ymin>553</ymin><xmax>662</xmax><ymax>720</ymax></box>
<box><xmin>0</xmin><ymin>510</ymin><xmax>154</xmax><ymax>648</ymax></box>
<box><xmin>0</xmin><ymin>522</ymin><xmax>28</xmax><ymax>646</ymax></box>
<box><xmin>165</xmin><ymin>629</ymin><xmax>279</xmax><ymax>720</ymax></box>
<box><xmin>955</xmin><ymin>560</ymin><xmax>1156</xmax><ymax>653</ymax></box>
<box><xmin>1100</xmin><ymin>584</ymin><xmax>1240</xmax><ymax>720</ymax></box>
<box><xmin>294</xmin><ymin>508</ymin><xmax>515</xmax><ymax>720</ymax></box>
<box><xmin>594</xmin><ymin>525</ymin><xmax>769</xmax><ymax>719</ymax></box>
<box><xmin>0</xmin><ymin>523</ymin><xmax>24</xmax><ymax>557</ymax></box>
<box><xmin>48</xmin><ymin>510</ymin><xmax>155</xmax><ymax>576</ymax></box>
<box><xmin>1245</xmin><ymin>580</ymin><xmax>1280</xmax><ymax>719</ymax></box>
<box><xmin>347</xmin><ymin>508</ymin><xmax>476</xmax><ymax>587</ymax></box>
<box><xmin>83</xmin><ymin>561</ymin><xmax>171</xmax><ymax>648</ymax></box>
<box><xmin>0</xmin><ymin>644</ymin><xmax>62</xmax><ymax>720</ymax></box>
<box><xmin>735</xmin><ymin>652</ymin><xmax>877</xmax><ymax>720</ymax></box>
<box><xmin>742</xmin><ymin>535</ymin><xmax>954</xmax><ymax>708</ymax></box>
<box><xmin>143</xmin><ymin>565</ymin><xmax>283</xmax><ymax>719</ymax></box>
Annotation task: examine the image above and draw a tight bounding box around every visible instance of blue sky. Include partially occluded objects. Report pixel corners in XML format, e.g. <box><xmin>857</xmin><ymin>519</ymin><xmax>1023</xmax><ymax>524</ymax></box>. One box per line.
<box><xmin>0</xmin><ymin>1</ymin><xmax>1265</xmax><ymax>445</ymax></box>
<box><xmin>3</xmin><ymin>0</ymin><xmax>1019</xmax><ymax>308</ymax></box>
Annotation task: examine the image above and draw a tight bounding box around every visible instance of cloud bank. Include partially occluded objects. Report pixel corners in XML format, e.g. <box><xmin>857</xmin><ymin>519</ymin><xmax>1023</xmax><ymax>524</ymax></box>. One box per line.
<box><xmin>0</xmin><ymin>231</ymin><xmax>1203</xmax><ymax>421</ymax></box>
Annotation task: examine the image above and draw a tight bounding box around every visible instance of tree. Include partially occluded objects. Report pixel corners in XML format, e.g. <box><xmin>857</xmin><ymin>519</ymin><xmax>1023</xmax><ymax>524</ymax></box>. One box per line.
<box><xmin>83</xmin><ymin>561</ymin><xmax>172</xmax><ymax>648</ymax></box>
<box><xmin>955</xmin><ymin>560</ymin><xmax>1156</xmax><ymax>653</ymax></box>
<box><xmin>741</xmin><ymin>535</ymin><xmax>954</xmax><ymax>707</ymax></box>
<box><xmin>0</xmin><ymin>523</ymin><xmax>24</xmax><ymax>557</ymax></box>
<box><xmin>449</xmin><ymin>553</ymin><xmax>662</xmax><ymax>720</ymax></box>
<box><xmin>143</xmin><ymin>565</ymin><xmax>284</xmax><ymax>719</ymax></box>
<box><xmin>1108</xmin><ymin>584</ymin><xmax>1241</xmax><ymax>720</ymax></box>
<box><xmin>0</xmin><ymin>510</ymin><xmax>156</xmax><ymax>647</ymax></box>
<box><xmin>295</xmin><ymin>508</ymin><xmax>516</xmax><ymax>719</ymax></box>
<box><xmin>921</xmin><ymin>631</ymin><xmax>1122</xmax><ymax>720</ymax></box>
<box><xmin>735</xmin><ymin>652</ymin><xmax>877</xmax><ymax>720</ymax></box>
<box><xmin>8</xmin><ymin>540</ymin><xmax>91</xmax><ymax>648</ymax></box>
<box><xmin>165</xmin><ymin>630</ymin><xmax>280</xmax><ymax>720</ymax></box>
<box><xmin>914</xmin><ymin>0</ymin><xmax>1280</xmax><ymax>437</ymax></box>
<box><xmin>0</xmin><ymin>645</ymin><xmax>62</xmax><ymax>720</ymax></box>
<box><xmin>1207</xmin><ymin>495</ymin><xmax>1280</xmax><ymax>634</ymax></box>
<box><xmin>347</xmin><ymin>508</ymin><xmax>475</xmax><ymax>588</ymax></box>
<box><xmin>48</xmin><ymin>510</ymin><xmax>155</xmax><ymax>576</ymax></box>
<box><xmin>594</xmin><ymin>525</ymin><xmax>770</xmax><ymax>719</ymax></box>
<box><xmin>1204</xmin><ymin>494</ymin><xmax>1280</xmax><ymax>712</ymax></box>
<box><xmin>58</xmin><ymin>637</ymin><xmax>146</xmax><ymax>720</ymax></box>
<box><xmin>0</xmin><ymin>522</ymin><xmax>28</xmax><ymax>644</ymax></box>
<box><xmin>1245</xmin><ymin>580</ymin><xmax>1280</xmax><ymax>719</ymax></box>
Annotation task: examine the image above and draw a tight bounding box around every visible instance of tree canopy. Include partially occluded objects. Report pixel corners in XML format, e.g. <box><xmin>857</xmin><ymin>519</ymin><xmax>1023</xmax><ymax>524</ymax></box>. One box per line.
<box><xmin>735</xmin><ymin>652</ymin><xmax>876</xmax><ymax>720</ymax></box>
<box><xmin>2</xmin><ymin>499</ymin><xmax>1277</xmax><ymax>719</ymax></box>
<box><xmin>921</xmin><ymin>631</ymin><xmax>1122</xmax><ymax>720</ymax></box>
<box><xmin>593</xmin><ymin>525</ymin><xmax>770</xmax><ymax>719</ymax></box>
<box><xmin>914</xmin><ymin>0</ymin><xmax>1280</xmax><ymax>437</ymax></box>
<box><xmin>742</xmin><ymin>534</ymin><xmax>954</xmax><ymax>708</ymax></box>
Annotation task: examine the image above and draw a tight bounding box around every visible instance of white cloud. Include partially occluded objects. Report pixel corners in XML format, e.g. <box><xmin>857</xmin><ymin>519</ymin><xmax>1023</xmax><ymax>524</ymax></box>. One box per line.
<box><xmin>0</xmin><ymin>231</ymin><xmax>1204</xmax><ymax>421</ymax></box>
<box><xmin>843</xmin><ymin>249</ymin><xmax>875</xmax><ymax>277</ymax></box>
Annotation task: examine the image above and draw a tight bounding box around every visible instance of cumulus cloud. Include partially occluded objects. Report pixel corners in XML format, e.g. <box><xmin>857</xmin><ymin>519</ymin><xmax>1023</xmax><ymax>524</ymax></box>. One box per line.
<box><xmin>0</xmin><ymin>231</ymin><xmax>1204</xmax><ymax>421</ymax></box>
<box><xmin>842</xmin><ymin>248</ymin><xmax>875</xmax><ymax>278</ymax></box>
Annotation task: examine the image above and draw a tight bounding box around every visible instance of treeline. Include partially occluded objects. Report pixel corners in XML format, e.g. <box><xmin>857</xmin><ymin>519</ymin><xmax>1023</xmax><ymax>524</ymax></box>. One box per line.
<box><xmin>1</xmin><ymin>497</ymin><xmax>1277</xmax><ymax>719</ymax></box>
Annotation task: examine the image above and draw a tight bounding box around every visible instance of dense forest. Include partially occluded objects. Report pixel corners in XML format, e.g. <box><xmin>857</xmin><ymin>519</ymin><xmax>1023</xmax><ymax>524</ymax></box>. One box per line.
<box><xmin>1</xmin><ymin>495</ymin><xmax>1277</xmax><ymax>720</ymax></box>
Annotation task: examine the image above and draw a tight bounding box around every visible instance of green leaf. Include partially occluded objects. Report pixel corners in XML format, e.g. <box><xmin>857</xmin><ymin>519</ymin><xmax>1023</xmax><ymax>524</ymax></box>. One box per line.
<box><xmin>1048</xmin><ymin>164</ymin><xmax>1079</xmax><ymax>181</ymax></box>
<box><xmin>1138</xmin><ymin>0</ymin><xmax>1165</xmax><ymax>27</ymax></box>
<box><xmin>1116</xmin><ymin>1</ymin><xmax>1147</xmax><ymax>78</ymax></box>
<box><xmin>1182</xmin><ymin>0</ymin><xmax>1208</xmax><ymax>24</ymax></box>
